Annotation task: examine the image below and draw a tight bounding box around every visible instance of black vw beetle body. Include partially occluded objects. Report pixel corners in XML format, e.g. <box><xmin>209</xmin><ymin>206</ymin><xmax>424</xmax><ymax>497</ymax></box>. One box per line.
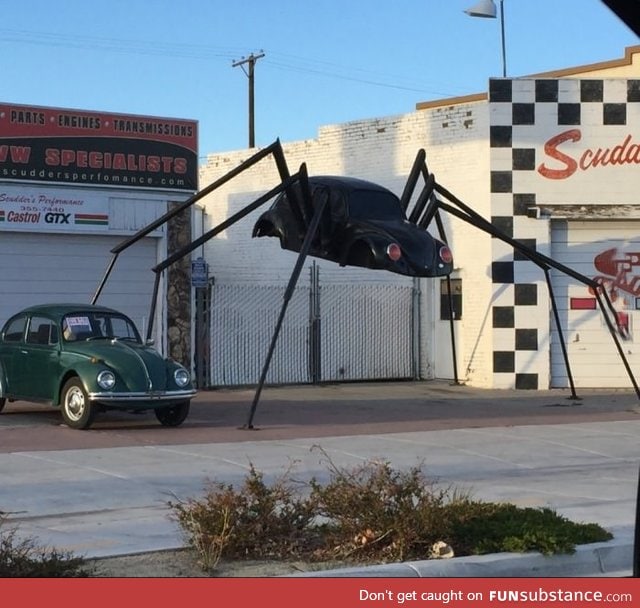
<box><xmin>253</xmin><ymin>176</ymin><xmax>453</xmax><ymax>278</ymax></box>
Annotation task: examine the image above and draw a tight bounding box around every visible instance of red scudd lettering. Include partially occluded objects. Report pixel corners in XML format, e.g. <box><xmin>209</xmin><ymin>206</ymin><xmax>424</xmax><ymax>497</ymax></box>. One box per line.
<box><xmin>537</xmin><ymin>129</ymin><xmax>581</xmax><ymax>179</ymax></box>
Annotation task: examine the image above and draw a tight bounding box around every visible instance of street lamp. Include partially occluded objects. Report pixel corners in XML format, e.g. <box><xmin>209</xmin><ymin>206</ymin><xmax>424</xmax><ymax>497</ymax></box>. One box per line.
<box><xmin>464</xmin><ymin>0</ymin><xmax>507</xmax><ymax>77</ymax></box>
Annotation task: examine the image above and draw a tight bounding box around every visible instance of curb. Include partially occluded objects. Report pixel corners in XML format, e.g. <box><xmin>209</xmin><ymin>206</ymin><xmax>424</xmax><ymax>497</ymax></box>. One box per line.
<box><xmin>284</xmin><ymin>537</ymin><xmax>633</xmax><ymax>578</ymax></box>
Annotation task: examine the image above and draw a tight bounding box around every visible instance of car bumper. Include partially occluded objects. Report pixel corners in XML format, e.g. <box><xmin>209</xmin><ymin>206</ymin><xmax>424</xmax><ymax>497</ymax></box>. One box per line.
<box><xmin>88</xmin><ymin>389</ymin><xmax>197</xmax><ymax>404</ymax></box>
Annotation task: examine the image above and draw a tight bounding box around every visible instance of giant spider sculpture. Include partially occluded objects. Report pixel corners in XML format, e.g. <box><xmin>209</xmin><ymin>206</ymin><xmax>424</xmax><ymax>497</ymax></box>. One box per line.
<box><xmin>92</xmin><ymin>140</ymin><xmax>640</xmax><ymax>428</ymax></box>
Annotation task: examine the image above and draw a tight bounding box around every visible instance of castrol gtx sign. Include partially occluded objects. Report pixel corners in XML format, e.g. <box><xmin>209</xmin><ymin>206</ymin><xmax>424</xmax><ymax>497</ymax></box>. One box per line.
<box><xmin>0</xmin><ymin>187</ymin><xmax>110</xmax><ymax>232</ymax></box>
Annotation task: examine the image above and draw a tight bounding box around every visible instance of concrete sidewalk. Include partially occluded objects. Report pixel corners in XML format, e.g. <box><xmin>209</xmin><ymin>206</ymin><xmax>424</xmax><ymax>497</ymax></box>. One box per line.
<box><xmin>1</xmin><ymin>413</ymin><xmax>639</xmax><ymax>576</ymax></box>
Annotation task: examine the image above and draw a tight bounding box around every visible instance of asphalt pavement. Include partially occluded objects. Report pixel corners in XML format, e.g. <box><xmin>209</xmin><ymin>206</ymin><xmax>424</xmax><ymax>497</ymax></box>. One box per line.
<box><xmin>1</xmin><ymin>380</ymin><xmax>640</xmax><ymax>577</ymax></box>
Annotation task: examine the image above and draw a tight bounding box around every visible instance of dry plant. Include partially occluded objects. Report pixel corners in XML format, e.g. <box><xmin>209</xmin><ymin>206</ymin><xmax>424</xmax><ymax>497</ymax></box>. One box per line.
<box><xmin>0</xmin><ymin>513</ymin><xmax>93</xmax><ymax>577</ymax></box>
<box><xmin>169</xmin><ymin>452</ymin><xmax>613</xmax><ymax>572</ymax></box>
<box><xmin>169</xmin><ymin>462</ymin><xmax>317</xmax><ymax>571</ymax></box>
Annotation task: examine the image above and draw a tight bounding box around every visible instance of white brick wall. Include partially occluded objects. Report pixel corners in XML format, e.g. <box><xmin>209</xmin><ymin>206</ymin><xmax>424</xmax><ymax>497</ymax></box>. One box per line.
<box><xmin>198</xmin><ymin>102</ymin><xmax>495</xmax><ymax>385</ymax></box>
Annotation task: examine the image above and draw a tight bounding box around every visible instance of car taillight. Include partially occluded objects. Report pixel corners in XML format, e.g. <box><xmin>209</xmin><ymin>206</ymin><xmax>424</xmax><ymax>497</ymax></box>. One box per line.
<box><xmin>439</xmin><ymin>245</ymin><xmax>453</xmax><ymax>264</ymax></box>
<box><xmin>386</xmin><ymin>243</ymin><xmax>402</xmax><ymax>262</ymax></box>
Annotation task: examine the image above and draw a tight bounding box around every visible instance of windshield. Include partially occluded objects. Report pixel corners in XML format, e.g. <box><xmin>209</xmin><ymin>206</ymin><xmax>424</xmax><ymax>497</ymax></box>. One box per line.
<box><xmin>62</xmin><ymin>312</ymin><xmax>141</xmax><ymax>343</ymax></box>
<box><xmin>347</xmin><ymin>189</ymin><xmax>404</xmax><ymax>221</ymax></box>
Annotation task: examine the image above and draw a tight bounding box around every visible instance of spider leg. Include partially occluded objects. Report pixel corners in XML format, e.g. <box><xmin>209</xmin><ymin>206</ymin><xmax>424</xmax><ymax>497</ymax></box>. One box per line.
<box><xmin>245</xmin><ymin>170</ymin><xmax>327</xmax><ymax>429</ymax></box>
<box><xmin>403</xmin><ymin>154</ymin><xmax>461</xmax><ymax>384</ymax></box>
<box><xmin>144</xmin><ymin>171</ymin><xmax>305</xmax><ymax>341</ymax></box>
<box><xmin>295</xmin><ymin>162</ymin><xmax>315</xmax><ymax>232</ymax></box>
<box><xmin>405</xmin><ymin>152</ymin><xmax>449</xmax><ymax>244</ymax></box>
<box><xmin>543</xmin><ymin>266</ymin><xmax>578</xmax><ymax>399</ymax></box>
<box><xmin>434</xmin><ymin>182</ymin><xmax>640</xmax><ymax>400</ymax></box>
<box><xmin>93</xmin><ymin>140</ymin><xmax>291</xmax><ymax>304</ymax></box>
<box><xmin>412</xmin><ymin>173</ymin><xmax>461</xmax><ymax>384</ymax></box>
<box><xmin>274</xmin><ymin>149</ymin><xmax>311</xmax><ymax>235</ymax></box>
<box><xmin>408</xmin><ymin>172</ymin><xmax>436</xmax><ymax>225</ymax></box>
<box><xmin>399</xmin><ymin>148</ymin><xmax>427</xmax><ymax>214</ymax></box>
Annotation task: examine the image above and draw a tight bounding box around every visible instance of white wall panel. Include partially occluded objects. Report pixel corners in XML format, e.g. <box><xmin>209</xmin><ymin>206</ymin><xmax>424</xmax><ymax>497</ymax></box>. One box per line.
<box><xmin>0</xmin><ymin>232</ymin><xmax>158</xmax><ymax>338</ymax></box>
<box><xmin>550</xmin><ymin>220</ymin><xmax>640</xmax><ymax>388</ymax></box>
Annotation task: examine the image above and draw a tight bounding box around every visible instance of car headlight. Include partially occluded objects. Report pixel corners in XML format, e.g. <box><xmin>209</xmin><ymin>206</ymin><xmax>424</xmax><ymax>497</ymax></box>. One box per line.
<box><xmin>174</xmin><ymin>368</ymin><xmax>190</xmax><ymax>388</ymax></box>
<box><xmin>97</xmin><ymin>370</ymin><xmax>116</xmax><ymax>390</ymax></box>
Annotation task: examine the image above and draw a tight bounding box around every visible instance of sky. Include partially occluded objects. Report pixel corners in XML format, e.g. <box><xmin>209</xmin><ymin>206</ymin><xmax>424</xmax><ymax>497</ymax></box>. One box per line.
<box><xmin>2</xmin><ymin>1</ymin><xmax>638</xmax><ymax>158</ymax></box>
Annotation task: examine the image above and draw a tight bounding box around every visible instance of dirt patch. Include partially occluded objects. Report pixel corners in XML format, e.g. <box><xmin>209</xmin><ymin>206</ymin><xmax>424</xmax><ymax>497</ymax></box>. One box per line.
<box><xmin>90</xmin><ymin>548</ymin><xmax>344</xmax><ymax>578</ymax></box>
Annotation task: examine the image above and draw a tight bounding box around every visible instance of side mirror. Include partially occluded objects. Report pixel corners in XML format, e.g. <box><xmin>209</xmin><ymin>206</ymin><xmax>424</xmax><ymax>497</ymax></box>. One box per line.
<box><xmin>145</xmin><ymin>338</ymin><xmax>155</xmax><ymax>347</ymax></box>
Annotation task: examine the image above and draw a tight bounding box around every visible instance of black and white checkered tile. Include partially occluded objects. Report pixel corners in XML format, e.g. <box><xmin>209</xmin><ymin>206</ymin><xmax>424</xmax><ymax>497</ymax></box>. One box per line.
<box><xmin>488</xmin><ymin>77</ymin><xmax>640</xmax><ymax>389</ymax></box>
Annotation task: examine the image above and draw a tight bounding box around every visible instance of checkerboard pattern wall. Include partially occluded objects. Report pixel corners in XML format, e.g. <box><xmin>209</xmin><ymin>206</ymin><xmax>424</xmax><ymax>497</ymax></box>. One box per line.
<box><xmin>488</xmin><ymin>78</ymin><xmax>640</xmax><ymax>389</ymax></box>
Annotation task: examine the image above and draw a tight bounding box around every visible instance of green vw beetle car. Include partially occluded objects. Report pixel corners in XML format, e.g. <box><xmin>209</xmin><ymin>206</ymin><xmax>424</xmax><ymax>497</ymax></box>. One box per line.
<box><xmin>0</xmin><ymin>303</ymin><xmax>196</xmax><ymax>429</ymax></box>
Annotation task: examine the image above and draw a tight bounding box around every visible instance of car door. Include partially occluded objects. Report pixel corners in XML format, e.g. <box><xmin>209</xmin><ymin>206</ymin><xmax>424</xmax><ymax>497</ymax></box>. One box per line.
<box><xmin>12</xmin><ymin>315</ymin><xmax>60</xmax><ymax>400</ymax></box>
<box><xmin>0</xmin><ymin>314</ymin><xmax>28</xmax><ymax>397</ymax></box>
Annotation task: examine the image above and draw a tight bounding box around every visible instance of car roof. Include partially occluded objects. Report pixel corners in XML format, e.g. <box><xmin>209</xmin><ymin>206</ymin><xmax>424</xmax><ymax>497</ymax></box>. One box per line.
<box><xmin>308</xmin><ymin>175</ymin><xmax>398</xmax><ymax>196</ymax></box>
<box><xmin>16</xmin><ymin>303</ymin><xmax>124</xmax><ymax>319</ymax></box>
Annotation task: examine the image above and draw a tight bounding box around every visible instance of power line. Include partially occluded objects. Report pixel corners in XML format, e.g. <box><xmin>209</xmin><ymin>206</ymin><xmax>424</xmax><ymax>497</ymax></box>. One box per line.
<box><xmin>0</xmin><ymin>28</ymin><xmax>244</xmax><ymax>59</ymax></box>
<box><xmin>265</xmin><ymin>59</ymin><xmax>453</xmax><ymax>96</ymax></box>
<box><xmin>0</xmin><ymin>28</ymin><xmax>461</xmax><ymax>96</ymax></box>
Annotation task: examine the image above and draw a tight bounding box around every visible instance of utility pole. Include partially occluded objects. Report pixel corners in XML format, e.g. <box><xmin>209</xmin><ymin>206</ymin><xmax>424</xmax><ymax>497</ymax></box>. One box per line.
<box><xmin>232</xmin><ymin>51</ymin><xmax>265</xmax><ymax>148</ymax></box>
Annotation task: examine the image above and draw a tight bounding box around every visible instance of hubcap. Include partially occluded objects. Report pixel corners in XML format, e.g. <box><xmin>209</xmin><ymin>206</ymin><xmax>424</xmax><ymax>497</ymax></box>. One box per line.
<box><xmin>65</xmin><ymin>386</ymin><xmax>85</xmax><ymax>422</ymax></box>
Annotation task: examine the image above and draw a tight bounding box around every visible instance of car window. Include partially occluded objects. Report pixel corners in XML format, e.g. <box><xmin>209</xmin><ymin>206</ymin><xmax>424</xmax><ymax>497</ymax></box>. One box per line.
<box><xmin>27</xmin><ymin>316</ymin><xmax>58</xmax><ymax>345</ymax></box>
<box><xmin>107</xmin><ymin>316</ymin><xmax>140</xmax><ymax>341</ymax></box>
<box><xmin>92</xmin><ymin>314</ymin><xmax>140</xmax><ymax>341</ymax></box>
<box><xmin>62</xmin><ymin>315</ymin><xmax>94</xmax><ymax>342</ymax></box>
<box><xmin>347</xmin><ymin>190</ymin><xmax>404</xmax><ymax>221</ymax></box>
<box><xmin>62</xmin><ymin>312</ymin><xmax>141</xmax><ymax>343</ymax></box>
<box><xmin>3</xmin><ymin>315</ymin><xmax>27</xmax><ymax>343</ymax></box>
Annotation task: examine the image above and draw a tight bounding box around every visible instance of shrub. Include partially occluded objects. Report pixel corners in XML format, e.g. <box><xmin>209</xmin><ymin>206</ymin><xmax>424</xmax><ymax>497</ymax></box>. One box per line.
<box><xmin>307</xmin><ymin>459</ymin><xmax>464</xmax><ymax>562</ymax></box>
<box><xmin>0</xmin><ymin>515</ymin><xmax>93</xmax><ymax>577</ymax></box>
<box><xmin>445</xmin><ymin>502</ymin><xmax>613</xmax><ymax>556</ymax></box>
<box><xmin>170</xmin><ymin>456</ymin><xmax>613</xmax><ymax>572</ymax></box>
<box><xmin>170</xmin><ymin>463</ymin><xmax>318</xmax><ymax>570</ymax></box>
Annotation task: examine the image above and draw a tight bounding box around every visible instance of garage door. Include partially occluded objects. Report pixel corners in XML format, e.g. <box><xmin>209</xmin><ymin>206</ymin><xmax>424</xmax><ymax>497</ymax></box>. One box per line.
<box><xmin>0</xmin><ymin>232</ymin><xmax>159</xmax><ymax>339</ymax></box>
<box><xmin>550</xmin><ymin>220</ymin><xmax>640</xmax><ymax>388</ymax></box>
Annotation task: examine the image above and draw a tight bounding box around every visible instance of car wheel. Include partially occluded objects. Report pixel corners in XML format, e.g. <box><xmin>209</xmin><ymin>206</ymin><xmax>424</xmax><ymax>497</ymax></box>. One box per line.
<box><xmin>61</xmin><ymin>378</ymin><xmax>96</xmax><ymax>430</ymax></box>
<box><xmin>155</xmin><ymin>401</ymin><xmax>190</xmax><ymax>427</ymax></box>
<box><xmin>0</xmin><ymin>397</ymin><xmax>5</xmax><ymax>413</ymax></box>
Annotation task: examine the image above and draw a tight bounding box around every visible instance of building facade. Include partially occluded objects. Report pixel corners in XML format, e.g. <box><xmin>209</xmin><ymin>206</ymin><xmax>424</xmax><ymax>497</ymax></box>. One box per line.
<box><xmin>197</xmin><ymin>46</ymin><xmax>639</xmax><ymax>390</ymax></box>
<box><xmin>0</xmin><ymin>102</ymin><xmax>198</xmax><ymax>366</ymax></box>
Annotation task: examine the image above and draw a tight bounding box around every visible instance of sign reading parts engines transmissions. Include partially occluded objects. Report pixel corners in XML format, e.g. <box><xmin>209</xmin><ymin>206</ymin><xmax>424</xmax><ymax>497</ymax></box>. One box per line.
<box><xmin>0</xmin><ymin>102</ymin><xmax>198</xmax><ymax>191</ymax></box>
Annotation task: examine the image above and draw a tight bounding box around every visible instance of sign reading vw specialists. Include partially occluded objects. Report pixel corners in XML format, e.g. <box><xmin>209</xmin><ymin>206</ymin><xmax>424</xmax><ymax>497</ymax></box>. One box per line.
<box><xmin>0</xmin><ymin>103</ymin><xmax>198</xmax><ymax>191</ymax></box>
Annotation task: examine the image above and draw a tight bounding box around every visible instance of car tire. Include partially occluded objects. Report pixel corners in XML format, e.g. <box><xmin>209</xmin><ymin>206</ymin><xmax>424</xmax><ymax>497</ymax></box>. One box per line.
<box><xmin>0</xmin><ymin>397</ymin><xmax>5</xmax><ymax>413</ymax></box>
<box><xmin>60</xmin><ymin>378</ymin><xmax>96</xmax><ymax>430</ymax></box>
<box><xmin>155</xmin><ymin>401</ymin><xmax>190</xmax><ymax>427</ymax></box>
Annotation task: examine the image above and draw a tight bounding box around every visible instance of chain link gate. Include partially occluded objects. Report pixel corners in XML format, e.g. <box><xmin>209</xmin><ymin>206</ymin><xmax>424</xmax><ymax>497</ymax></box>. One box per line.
<box><xmin>208</xmin><ymin>266</ymin><xmax>417</xmax><ymax>387</ymax></box>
